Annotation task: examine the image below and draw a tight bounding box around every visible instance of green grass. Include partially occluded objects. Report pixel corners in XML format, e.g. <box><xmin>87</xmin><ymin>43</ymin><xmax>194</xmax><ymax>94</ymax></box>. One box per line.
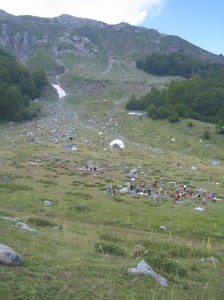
<box><xmin>0</xmin><ymin>55</ymin><xmax>224</xmax><ymax>299</ymax></box>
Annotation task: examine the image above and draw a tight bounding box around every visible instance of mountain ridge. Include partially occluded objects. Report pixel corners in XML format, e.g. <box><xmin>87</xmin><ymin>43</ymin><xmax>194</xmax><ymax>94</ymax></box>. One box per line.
<box><xmin>0</xmin><ymin>9</ymin><xmax>223</xmax><ymax>73</ymax></box>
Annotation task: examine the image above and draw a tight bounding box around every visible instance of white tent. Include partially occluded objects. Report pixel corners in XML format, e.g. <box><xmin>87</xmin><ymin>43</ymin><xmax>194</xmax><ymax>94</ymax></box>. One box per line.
<box><xmin>110</xmin><ymin>139</ymin><xmax>125</xmax><ymax>149</ymax></box>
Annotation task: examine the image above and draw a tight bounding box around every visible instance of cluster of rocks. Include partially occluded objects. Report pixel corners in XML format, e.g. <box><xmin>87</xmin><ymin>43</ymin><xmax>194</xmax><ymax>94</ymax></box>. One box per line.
<box><xmin>0</xmin><ymin>215</ymin><xmax>62</xmax><ymax>266</ymax></box>
<box><xmin>0</xmin><ymin>216</ymin><xmax>38</xmax><ymax>233</ymax></box>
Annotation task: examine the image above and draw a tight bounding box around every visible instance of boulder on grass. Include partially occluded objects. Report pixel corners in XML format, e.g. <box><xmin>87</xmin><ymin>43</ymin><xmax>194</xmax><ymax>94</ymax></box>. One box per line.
<box><xmin>0</xmin><ymin>244</ymin><xmax>24</xmax><ymax>266</ymax></box>
<box><xmin>128</xmin><ymin>260</ymin><xmax>168</xmax><ymax>287</ymax></box>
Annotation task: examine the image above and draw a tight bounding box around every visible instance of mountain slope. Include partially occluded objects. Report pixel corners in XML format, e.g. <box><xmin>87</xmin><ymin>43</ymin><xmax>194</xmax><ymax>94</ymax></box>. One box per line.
<box><xmin>0</xmin><ymin>9</ymin><xmax>223</xmax><ymax>107</ymax></box>
<box><xmin>1</xmin><ymin>10</ymin><xmax>224</xmax><ymax>300</ymax></box>
<box><xmin>0</xmin><ymin>10</ymin><xmax>223</xmax><ymax>72</ymax></box>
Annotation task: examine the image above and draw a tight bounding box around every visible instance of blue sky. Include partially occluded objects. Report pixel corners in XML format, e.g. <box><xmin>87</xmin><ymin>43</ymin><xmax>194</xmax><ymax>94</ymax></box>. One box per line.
<box><xmin>141</xmin><ymin>0</ymin><xmax>224</xmax><ymax>55</ymax></box>
<box><xmin>0</xmin><ymin>0</ymin><xmax>223</xmax><ymax>55</ymax></box>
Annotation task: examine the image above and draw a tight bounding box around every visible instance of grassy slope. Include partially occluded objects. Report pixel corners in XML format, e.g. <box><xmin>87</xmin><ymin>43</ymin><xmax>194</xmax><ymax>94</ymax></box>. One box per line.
<box><xmin>0</xmin><ymin>53</ymin><xmax>224</xmax><ymax>299</ymax></box>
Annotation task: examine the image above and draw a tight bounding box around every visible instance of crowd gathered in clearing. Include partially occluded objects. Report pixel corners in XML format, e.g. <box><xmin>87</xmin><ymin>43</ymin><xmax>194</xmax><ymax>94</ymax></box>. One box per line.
<box><xmin>107</xmin><ymin>179</ymin><xmax>220</xmax><ymax>204</ymax></box>
<box><xmin>77</xmin><ymin>163</ymin><xmax>220</xmax><ymax>204</ymax></box>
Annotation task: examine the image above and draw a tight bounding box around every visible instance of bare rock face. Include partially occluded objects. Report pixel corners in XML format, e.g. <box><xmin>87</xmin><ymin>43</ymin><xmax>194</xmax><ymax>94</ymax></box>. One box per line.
<box><xmin>0</xmin><ymin>244</ymin><xmax>24</xmax><ymax>266</ymax></box>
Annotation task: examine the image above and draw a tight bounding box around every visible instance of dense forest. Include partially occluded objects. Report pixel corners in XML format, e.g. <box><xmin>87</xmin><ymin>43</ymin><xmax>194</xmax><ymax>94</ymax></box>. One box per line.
<box><xmin>136</xmin><ymin>52</ymin><xmax>224</xmax><ymax>79</ymax></box>
<box><xmin>0</xmin><ymin>47</ymin><xmax>48</xmax><ymax>122</ymax></box>
<box><xmin>127</xmin><ymin>52</ymin><xmax>224</xmax><ymax>132</ymax></box>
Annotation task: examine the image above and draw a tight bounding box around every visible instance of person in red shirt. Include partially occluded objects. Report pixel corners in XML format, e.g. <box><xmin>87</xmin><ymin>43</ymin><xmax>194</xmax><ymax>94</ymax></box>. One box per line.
<box><xmin>175</xmin><ymin>194</ymin><xmax>180</xmax><ymax>201</ymax></box>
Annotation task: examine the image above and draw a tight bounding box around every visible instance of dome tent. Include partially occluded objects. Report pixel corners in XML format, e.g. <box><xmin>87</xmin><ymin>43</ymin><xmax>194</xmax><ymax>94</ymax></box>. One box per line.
<box><xmin>110</xmin><ymin>139</ymin><xmax>125</xmax><ymax>149</ymax></box>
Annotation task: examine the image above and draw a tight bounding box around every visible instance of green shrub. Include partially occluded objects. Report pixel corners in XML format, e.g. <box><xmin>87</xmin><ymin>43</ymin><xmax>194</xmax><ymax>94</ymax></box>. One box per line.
<box><xmin>0</xmin><ymin>211</ymin><xmax>14</xmax><ymax>217</ymax></box>
<box><xmin>99</xmin><ymin>232</ymin><xmax>125</xmax><ymax>243</ymax></box>
<box><xmin>27</xmin><ymin>217</ymin><xmax>59</xmax><ymax>227</ymax></box>
<box><xmin>0</xmin><ymin>183</ymin><xmax>33</xmax><ymax>192</ymax></box>
<box><xmin>146</xmin><ymin>255</ymin><xmax>187</xmax><ymax>277</ymax></box>
<box><xmin>112</xmin><ymin>197</ymin><xmax>124</xmax><ymax>203</ymax></box>
<box><xmin>70</xmin><ymin>192</ymin><xmax>93</xmax><ymax>200</ymax></box>
<box><xmin>72</xmin><ymin>205</ymin><xmax>90</xmax><ymax>212</ymax></box>
<box><xmin>203</xmin><ymin>130</ymin><xmax>210</xmax><ymax>139</ymax></box>
<box><xmin>187</xmin><ymin>121</ymin><xmax>194</xmax><ymax>127</ymax></box>
<box><xmin>94</xmin><ymin>242</ymin><xmax>126</xmax><ymax>256</ymax></box>
<box><xmin>168</xmin><ymin>112</ymin><xmax>179</xmax><ymax>123</ymax></box>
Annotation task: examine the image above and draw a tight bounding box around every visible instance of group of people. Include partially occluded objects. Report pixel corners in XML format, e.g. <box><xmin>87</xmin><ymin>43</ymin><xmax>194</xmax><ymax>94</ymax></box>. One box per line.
<box><xmin>156</xmin><ymin>182</ymin><xmax>207</xmax><ymax>203</ymax></box>
<box><xmin>107</xmin><ymin>177</ymin><xmax>217</xmax><ymax>205</ymax></box>
<box><xmin>130</xmin><ymin>181</ymin><xmax>152</xmax><ymax>195</ymax></box>
<box><xmin>85</xmin><ymin>165</ymin><xmax>97</xmax><ymax>172</ymax></box>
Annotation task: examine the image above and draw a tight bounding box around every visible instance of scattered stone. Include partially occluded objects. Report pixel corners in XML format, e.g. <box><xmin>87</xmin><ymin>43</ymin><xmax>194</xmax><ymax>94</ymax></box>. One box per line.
<box><xmin>1</xmin><ymin>216</ymin><xmax>37</xmax><ymax>233</ymax></box>
<box><xmin>44</xmin><ymin>200</ymin><xmax>53</xmax><ymax>206</ymax></box>
<box><xmin>34</xmin><ymin>137</ymin><xmax>42</xmax><ymax>143</ymax></box>
<box><xmin>51</xmin><ymin>225</ymin><xmax>61</xmax><ymax>231</ymax></box>
<box><xmin>15</xmin><ymin>222</ymin><xmax>38</xmax><ymax>233</ymax></box>
<box><xmin>131</xmin><ymin>174</ymin><xmax>139</xmax><ymax>179</ymax></box>
<box><xmin>27</xmin><ymin>161</ymin><xmax>36</xmax><ymax>166</ymax></box>
<box><xmin>199</xmin><ymin>257</ymin><xmax>218</xmax><ymax>263</ymax></box>
<box><xmin>128</xmin><ymin>260</ymin><xmax>168</xmax><ymax>287</ymax></box>
<box><xmin>128</xmin><ymin>168</ymin><xmax>139</xmax><ymax>179</ymax></box>
<box><xmin>129</xmin><ymin>168</ymin><xmax>138</xmax><ymax>175</ymax></box>
<box><xmin>51</xmin><ymin>138</ymin><xmax>59</xmax><ymax>143</ymax></box>
<box><xmin>119</xmin><ymin>187</ymin><xmax>129</xmax><ymax>194</ymax></box>
<box><xmin>160</xmin><ymin>226</ymin><xmax>168</xmax><ymax>230</ymax></box>
<box><xmin>0</xmin><ymin>244</ymin><xmax>24</xmax><ymax>266</ymax></box>
<box><xmin>49</xmin><ymin>156</ymin><xmax>61</xmax><ymax>162</ymax></box>
<box><xmin>194</xmin><ymin>207</ymin><xmax>204</xmax><ymax>212</ymax></box>
<box><xmin>191</xmin><ymin>166</ymin><xmax>197</xmax><ymax>171</ymax></box>
<box><xmin>0</xmin><ymin>216</ymin><xmax>23</xmax><ymax>223</ymax></box>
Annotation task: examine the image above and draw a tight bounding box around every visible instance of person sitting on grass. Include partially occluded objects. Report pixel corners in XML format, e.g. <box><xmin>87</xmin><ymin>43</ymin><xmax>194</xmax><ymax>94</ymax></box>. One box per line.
<box><xmin>112</xmin><ymin>188</ymin><xmax>117</xmax><ymax>196</ymax></box>
<box><xmin>135</xmin><ymin>186</ymin><xmax>140</xmax><ymax>193</ymax></box>
<box><xmin>152</xmin><ymin>180</ymin><xmax>157</xmax><ymax>189</ymax></box>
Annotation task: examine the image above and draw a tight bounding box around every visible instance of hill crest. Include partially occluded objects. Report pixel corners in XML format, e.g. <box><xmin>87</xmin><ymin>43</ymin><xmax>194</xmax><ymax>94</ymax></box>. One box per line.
<box><xmin>0</xmin><ymin>9</ymin><xmax>223</xmax><ymax>70</ymax></box>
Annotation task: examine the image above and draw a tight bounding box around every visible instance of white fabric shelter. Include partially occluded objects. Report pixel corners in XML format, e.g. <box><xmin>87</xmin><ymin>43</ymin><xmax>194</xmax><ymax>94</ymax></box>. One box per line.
<box><xmin>110</xmin><ymin>139</ymin><xmax>125</xmax><ymax>148</ymax></box>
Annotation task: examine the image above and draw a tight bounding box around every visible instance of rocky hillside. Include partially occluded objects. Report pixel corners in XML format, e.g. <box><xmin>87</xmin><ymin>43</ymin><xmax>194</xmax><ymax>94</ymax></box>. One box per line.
<box><xmin>1</xmin><ymin>8</ymin><xmax>224</xmax><ymax>121</ymax></box>
<box><xmin>0</xmin><ymin>9</ymin><xmax>223</xmax><ymax>77</ymax></box>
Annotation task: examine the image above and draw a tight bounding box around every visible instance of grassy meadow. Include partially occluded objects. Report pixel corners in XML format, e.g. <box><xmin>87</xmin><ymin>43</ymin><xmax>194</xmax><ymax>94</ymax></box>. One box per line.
<box><xmin>1</xmin><ymin>55</ymin><xmax>224</xmax><ymax>299</ymax></box>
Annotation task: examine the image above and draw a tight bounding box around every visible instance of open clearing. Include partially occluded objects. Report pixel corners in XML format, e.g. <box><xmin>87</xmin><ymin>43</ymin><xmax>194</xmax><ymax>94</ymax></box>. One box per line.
<box><xmin>1</xmin><ymin>58</ymin><xmax>224</xmax><ymax>299</ymax></box>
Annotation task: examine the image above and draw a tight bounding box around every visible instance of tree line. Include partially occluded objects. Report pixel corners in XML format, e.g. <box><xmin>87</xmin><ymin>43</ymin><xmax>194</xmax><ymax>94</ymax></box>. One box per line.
<box><xmin>127</xmin><ymin>52</ymin><xmax>224</xmax><ymax>132</ymax></box>
<box><xmin>136</xmin><ymin>52</ymin><xmax>224</xmax><ymax>79</ymax></box>
<box><xmin>0</xmin><ymin>47</ymin><xmax>48</xmax><ymax>122</ymax></box>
